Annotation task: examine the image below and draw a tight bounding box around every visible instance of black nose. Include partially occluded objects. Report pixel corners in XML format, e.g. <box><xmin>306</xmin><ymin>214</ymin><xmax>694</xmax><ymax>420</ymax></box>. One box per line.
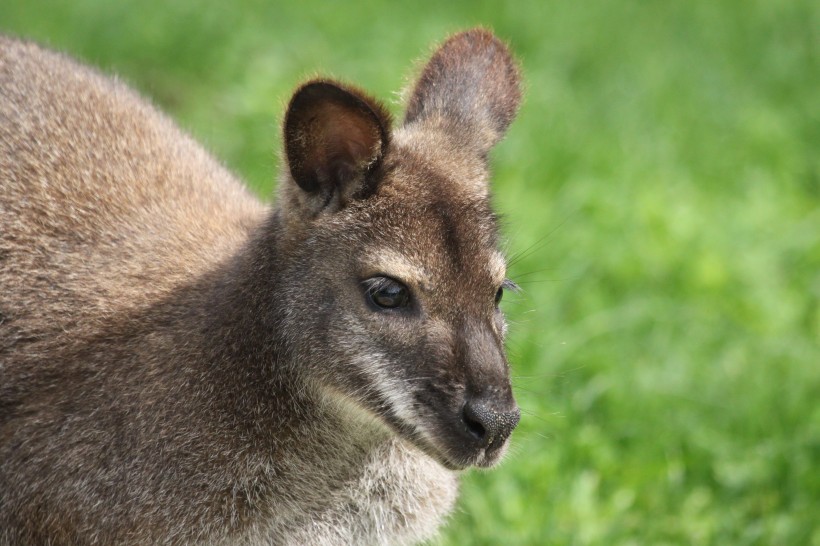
<box><xmin>461</xmin><ymin>399</ymin><xmax>520</xmax><ymax>448</ymax></box>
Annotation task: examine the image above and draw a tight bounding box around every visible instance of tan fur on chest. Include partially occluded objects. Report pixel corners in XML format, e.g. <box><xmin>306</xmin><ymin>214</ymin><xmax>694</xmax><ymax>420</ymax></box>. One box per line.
<box><xmin>0</xmin><ymin>29</ymin><xmax>521</xmax><ymax>545</ymax></box>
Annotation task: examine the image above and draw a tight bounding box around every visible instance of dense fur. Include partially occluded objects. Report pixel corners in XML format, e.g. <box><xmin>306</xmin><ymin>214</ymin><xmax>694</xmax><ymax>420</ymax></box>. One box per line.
<box><xmin>0</xmin><ymin>29</ymin><xmax>521</xmax><ymax>545</ymax></box>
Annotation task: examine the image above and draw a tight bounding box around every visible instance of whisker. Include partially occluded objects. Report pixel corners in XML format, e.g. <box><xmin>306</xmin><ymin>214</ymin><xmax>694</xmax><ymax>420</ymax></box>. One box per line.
<box><xmin>511</xmin><ymin>385</ymin><xmax>546</xmax><ymax>397</ymax></box>
<box><xmin>509</xmin><ymin>267</ymin><xmax>564</xmax><ymax>279</ymax></box>
<box><xmin>507</xmin><ymin>209</ymin><xmax>579</xmax><ymax>268</ymax></box>
<box><xmin>519</xmin><ymin>406</ymin><xmax>555</xmax><ymax>421</ymax></box>
<box><xmin>513</xmin><ymin>365</ymin><xmax>587</xmax><ymax>380</ymax></box>
<box><xmin>515</xmin><ymin>429</ymin><xmax>553</xmax><ymax>442</ymax></box>
<box><xmin>515</xmin><ymin>277</ymin><xmax>581</xmax><ymax>285</ymax></box>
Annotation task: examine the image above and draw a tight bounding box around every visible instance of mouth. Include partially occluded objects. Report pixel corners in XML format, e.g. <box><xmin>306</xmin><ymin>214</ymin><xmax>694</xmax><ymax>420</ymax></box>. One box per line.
<box><xmin>316</xmin><ymin>383</ymin><xmax>515</xmax><ymax>470</ymax></box>
<box><xmin>398</xmin><ymin>396</ymin><xmax>520</xmax><ymax>470</ymax></box>
<box><xmin>394</xmin><ymin>418</ymin><xmax>511</xmax><ymax>471</ymax></box>
<box><xmin>400</xmin><ymin>428</ymin><xmax>473</xmax><ymax>471</ymax></box>
<box><xmin>343</xmin><ymin>399</ymin><xmax>506</xmax><ymax>471</ymax></box>
<box><xmin>375</xmin><ymin>396</ymin><xmax>518</xmax><ymax>471</ymax></box>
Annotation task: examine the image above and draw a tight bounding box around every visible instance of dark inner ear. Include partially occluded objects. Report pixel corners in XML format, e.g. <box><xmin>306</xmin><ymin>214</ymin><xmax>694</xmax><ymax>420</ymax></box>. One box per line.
<box><xmin>284</xmin><ymin>81</ymin><xmax>391</xmax><ymax>205</ymax></box>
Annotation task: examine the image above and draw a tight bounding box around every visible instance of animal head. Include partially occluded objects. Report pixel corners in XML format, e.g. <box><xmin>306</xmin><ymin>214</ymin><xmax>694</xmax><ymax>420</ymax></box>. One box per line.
<box><xmin>275</xmin><ymin>29</ymin><xmax>521</xmax><ymax>470</ymax></box>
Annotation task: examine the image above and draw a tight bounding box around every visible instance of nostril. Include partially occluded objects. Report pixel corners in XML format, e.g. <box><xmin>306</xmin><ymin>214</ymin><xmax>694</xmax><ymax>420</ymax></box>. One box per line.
<box><xmin>461</xmin><ymin>404</ymin><xmax>487</xmax><ymax>441</ymax></box>
<box><xmin>461</xmin><ymin>400</ymin><xmax>520</xmax><ymax>448</ymax></box>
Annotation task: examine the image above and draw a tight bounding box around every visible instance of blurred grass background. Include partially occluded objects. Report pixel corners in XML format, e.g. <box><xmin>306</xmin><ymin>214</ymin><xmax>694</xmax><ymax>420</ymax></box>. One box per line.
<box><xmin>2</xmin><ymin>1</ymin><xmax>818</xmax><ymax>544</ymax></box>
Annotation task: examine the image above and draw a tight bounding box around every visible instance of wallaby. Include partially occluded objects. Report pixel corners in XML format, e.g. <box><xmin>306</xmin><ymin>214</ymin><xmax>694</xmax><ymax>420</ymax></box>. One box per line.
<box><xmin>0</xmin><ymin>28</ymin><xmax>522</xmax><ymax>545</ymax></box>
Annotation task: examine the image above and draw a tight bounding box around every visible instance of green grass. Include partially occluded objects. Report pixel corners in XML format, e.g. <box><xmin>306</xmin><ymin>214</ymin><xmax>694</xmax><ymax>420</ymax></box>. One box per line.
<box><xmin>3</xmin><ymin>1</ymin><xmax>819</xmax><ymax>544</ymax></box>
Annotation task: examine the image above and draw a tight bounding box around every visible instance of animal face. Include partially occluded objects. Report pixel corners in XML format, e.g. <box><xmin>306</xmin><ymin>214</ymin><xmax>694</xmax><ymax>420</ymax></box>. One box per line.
<box><xmin>276</xmin><ymin>29</ymin><xmax>522</xmax><ymax>470</ymax></box>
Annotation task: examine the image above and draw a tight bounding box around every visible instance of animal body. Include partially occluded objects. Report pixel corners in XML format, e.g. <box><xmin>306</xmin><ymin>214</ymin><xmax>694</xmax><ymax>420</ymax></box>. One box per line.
<box><xmin>0</xmin><ymin>28</ymin><xmax>522</xmax><ymax>545</ymax></box>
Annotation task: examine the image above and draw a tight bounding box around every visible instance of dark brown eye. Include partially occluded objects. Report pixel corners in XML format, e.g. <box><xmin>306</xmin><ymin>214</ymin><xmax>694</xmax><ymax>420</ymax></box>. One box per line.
<box><xmin>495</xmin><ymin>287</ymin><xmax>504</xmax><ymax>306</ymax></box>
<box><xmin>364</xmin><ymin>277</ymin><xmax>410</xmax><ymax>310</ymax></box>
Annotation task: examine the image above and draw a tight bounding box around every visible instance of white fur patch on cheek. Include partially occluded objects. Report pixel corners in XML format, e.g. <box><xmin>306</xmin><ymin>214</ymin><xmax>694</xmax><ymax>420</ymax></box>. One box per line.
<box><xmin>352</xmin><ymin>351</ymin><xmax>420</xmax><ymax>427</ymax></box>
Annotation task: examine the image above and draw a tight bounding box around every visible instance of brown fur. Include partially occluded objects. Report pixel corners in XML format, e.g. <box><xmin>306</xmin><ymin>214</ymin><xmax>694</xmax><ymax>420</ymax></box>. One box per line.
<box><xmin>0</xmin><ymin>29</ymin><xmax>522</xmax><ymax>545</ymax></box>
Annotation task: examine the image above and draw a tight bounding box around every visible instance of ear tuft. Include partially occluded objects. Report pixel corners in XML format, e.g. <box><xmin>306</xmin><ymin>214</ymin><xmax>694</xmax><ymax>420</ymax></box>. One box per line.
<box><xmin>404</xmin><ymin>28</ymin><xmax>521</xmax><ymax>154</ymax></box>
<box><xmin>284</xmin><ymin>80</ymin><xmax>391</xmax><ymax>212</ymax></box>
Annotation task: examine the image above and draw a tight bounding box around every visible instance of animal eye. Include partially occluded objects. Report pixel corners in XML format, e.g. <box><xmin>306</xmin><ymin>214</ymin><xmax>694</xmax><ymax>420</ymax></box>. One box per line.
<box><xmin>495</xmin><ymin>287</ymin><xmax>504</xmax><ymax>306</ymax></box>
<box><xmin>364</xmin><ymin>277</ymin><xmax>410</xmax><ymax>310</ymax></box>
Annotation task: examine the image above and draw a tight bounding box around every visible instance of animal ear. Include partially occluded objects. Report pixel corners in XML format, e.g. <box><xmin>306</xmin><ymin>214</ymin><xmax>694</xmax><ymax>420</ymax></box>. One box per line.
<box><xmin>283</xmin><ymin>80</ymin><xmax>391</xmax><ymax>214</ymax></box>
<box><xmin>403</xmin><ymin>29</ymin><xmax>521</xmax><ymax>156</ymax></box>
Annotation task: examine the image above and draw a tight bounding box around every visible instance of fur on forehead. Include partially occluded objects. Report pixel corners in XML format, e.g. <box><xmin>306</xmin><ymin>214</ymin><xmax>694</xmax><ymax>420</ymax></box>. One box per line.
<box><xmin>388</xmin><ymin>127</ymin><xmax>493</xmax><ymax>199</ymax></box>
<box><xmin>320</xmin><ymin>180</ymin><xmax>503</xmax><ymax>283</ymax></box>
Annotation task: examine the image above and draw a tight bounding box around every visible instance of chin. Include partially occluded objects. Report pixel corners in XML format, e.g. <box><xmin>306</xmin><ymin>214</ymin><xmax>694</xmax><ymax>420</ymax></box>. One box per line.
<box><xmin>404</xmin><ymin>426</ymin><xmax>512</xmax><ymax>472</ymax></box>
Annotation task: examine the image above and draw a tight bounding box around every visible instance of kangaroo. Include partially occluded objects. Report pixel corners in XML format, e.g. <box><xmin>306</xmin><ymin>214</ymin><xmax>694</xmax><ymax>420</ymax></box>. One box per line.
<box><xmin>0</xmin><ymin>28</ymin><xmax>522</xmax><ymax>545</ymax></box>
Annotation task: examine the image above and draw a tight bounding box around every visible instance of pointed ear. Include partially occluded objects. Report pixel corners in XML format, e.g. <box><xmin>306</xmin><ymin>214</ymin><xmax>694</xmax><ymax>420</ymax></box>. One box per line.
<box><xmin>283</xmin><ymin>80</ymin><xmax>391</xmax><ymax>214</ymax></box>
<box><xmin>403</xmin><ymin>29</ymin><xmax>521</xmax><ymax>156</ymax></box>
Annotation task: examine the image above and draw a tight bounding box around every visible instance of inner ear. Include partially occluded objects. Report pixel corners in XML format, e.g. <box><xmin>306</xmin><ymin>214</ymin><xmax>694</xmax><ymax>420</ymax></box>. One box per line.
<box><xmin>284</xmin><ymin>81</ymin><xmax>391</xmax><ymax>208</ymax></box>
